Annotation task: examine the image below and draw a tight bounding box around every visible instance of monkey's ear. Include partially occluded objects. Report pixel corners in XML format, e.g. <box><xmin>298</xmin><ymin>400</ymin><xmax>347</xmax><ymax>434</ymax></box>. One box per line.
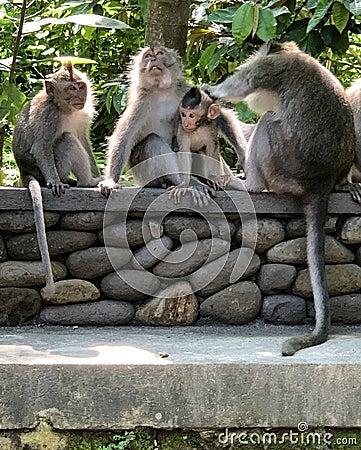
<box><xmin>207</xmin><ymin>104</ymin><xmax>220</xmax><ymax>120</ymax></box>
<box><xmin>45</xmin><ymin>81</ymin><xmax>54</xmax><ymax>96</ymax></box>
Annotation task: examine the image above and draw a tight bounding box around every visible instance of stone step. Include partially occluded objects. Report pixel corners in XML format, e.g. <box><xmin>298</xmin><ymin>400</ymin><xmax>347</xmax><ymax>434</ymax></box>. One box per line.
<box><xmin>0</xmin><ymin>324</ymin><xmax>360</xmax><ymax>430</ymax></box>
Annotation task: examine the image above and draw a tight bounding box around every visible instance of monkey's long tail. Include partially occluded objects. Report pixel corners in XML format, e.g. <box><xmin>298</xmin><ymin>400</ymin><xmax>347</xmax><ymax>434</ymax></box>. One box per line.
<box><xmin>282</xmin><ymin>194</ymin><xmax>330</xmax><ymax>356</ymax></box>
<box><xmin>28</xmin><ymin>177</ymin><xmax>55</xmax><ymax>292</ymax></box>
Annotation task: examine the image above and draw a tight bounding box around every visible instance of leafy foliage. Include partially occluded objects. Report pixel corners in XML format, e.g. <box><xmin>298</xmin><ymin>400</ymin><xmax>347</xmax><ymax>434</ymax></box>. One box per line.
<box><xmin>1</xmin><ymin>0</ymin><xmax>361</xmax><ymax>184</ymax></box>
<box><xmin>187</xmin><ymin>0</ymin><xmax>361</xmax><ymax>123</ymax></box>
<box><xmin>0</xmin><ymin>0</ymin><xmax>145</xmax><ymax>184</ymax></box>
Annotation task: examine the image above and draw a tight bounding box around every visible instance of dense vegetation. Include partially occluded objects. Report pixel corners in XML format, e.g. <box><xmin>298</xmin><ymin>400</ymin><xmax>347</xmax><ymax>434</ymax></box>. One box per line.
<box><xmin>1</xmin><ymin>0</ymin><xmax>361</xmax><ymax>185</ymax></box>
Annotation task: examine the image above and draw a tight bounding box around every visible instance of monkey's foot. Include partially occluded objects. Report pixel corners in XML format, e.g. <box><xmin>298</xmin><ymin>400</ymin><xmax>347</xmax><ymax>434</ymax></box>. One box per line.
<box><xmin>208</xmin><ymin>174</ymin><xmax>231</xmax><ymax>190</ymax></box>
<box><xmin>47</xmin><ymin>181</ymin><xmax>69</xmax><ymax>197</ymax></box>
<box><xmin>168</xmin><ymin>185</ymin><xmax>190</xmax><ymax>204</ymax></box>
<box><xmin>189</xmin><ymin>186</ymin><xmax>212</xmax><ymax>207</ymax></box>
<box><xmin>281</xmin><ymin>332</ymin><xmax>328</xmax><ymax>356</ymax></box>
<box><xmin>98</xmin><ymin>178</ymin><xmax>121</xmax><ymax>198</ymax></box>
<box><xmin>168</xmin><ymin>185</ymin><xmax>211</xmax><ymax>207</ymax></box>
<box><xmin>350</xmin><ymin>182</ymin><xmax>361</xmax><ymax>204</ymax></box>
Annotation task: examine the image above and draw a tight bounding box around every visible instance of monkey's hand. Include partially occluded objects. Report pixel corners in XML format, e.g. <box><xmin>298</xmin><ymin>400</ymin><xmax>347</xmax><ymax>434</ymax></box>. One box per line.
<box><xmin>98</xmin><ymin>178</ymin><xmax>121</xmax><ymax>198</ymax></box>
<box><xmin>168</xmin><ymin>184</ymin><xmax>211</xmax><ymax>207</ymax></box>
<box><xmin>208</xmin><ymin>174</ymin><xmax>231</xmax><ymax>190</ymax></box>
<box><xmin>350</xmin><ymin>182</ymin><xmax>361</xmax><ymax>204</ymax></box>
<box><xmin>168</xmin><ymin>183</ymin><xmax>189</xmax><ymax>204</ymax></box>
<box><xmin>201</xmin><ymin>84</ymin><xmax>217</xmax><ymax>100</ymax></box>
<box><xmin>47</xmin><ymin>180</ymin><xmax>69</xmax><ymax>197</ymax></box>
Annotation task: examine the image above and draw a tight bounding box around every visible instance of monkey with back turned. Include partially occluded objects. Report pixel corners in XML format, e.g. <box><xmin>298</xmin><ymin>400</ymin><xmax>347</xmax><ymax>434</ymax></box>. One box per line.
<box><xmin>205</xmin><ymin>41</ymin><xmax>355</xmax><ymax>356</ymax></box>
<box><xmin>12</xmin><ymin>62</ymin><xmax>100</xmax><ymax>298</ymax></box>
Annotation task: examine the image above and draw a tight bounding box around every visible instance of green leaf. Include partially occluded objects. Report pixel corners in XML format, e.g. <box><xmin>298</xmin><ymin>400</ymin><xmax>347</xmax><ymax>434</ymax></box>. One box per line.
<box><xmin>332</xmin><ymin>2</ymin><xmax>350</xmax><ymax>33</ymax></box>
<box><xmin>232</xmin><ymin>3</ymin><xmax>255</xmax><ymax>44</ymax></box>
<box><xmin>307</xmin><ymin>0</ymin><xmax>319</xmax><ymax>9</ymax></box>
<box><xmin>208</xmin><ymin>7</ymin><xmax>238</xmax><ymax>23</ymax></box>
<box><xmin>199</xmin><ymin>41</ymin><xmax>217</xmax><ymax>75</ymax></box>
<box><xmin>22</xmin><ymin>18</ymin><xmax>56</xmax><ymax>34</ymax></box>
<box><xmin>235</xmin><ymin>101</ymin><xmax>258</xmax><ymax>123</ymax></box>
<box><xmin>272</xmin><ymin>6</ymin><xmax>291</xmax><ymax>17</ymax></box>
<box><xmin>282</xmin><ymin>18</ymin><xmax>308</xmax><ymax>42</ymax></box>
<box><xmin>53</xmin><ymin>56</ymin><xmax>97</xmax><ymax>64</ymax></box>
<box><xmin>112</xmin><ymin>87</ymin><xmax>127</xmax><ymax>115</ymax></box>
<box><xmin>321</xmin><ymin>25</ymin><xmax>349</xmax><ymax>52</ymax></box>
<box><xmin>306</xmin><ymin>0</ymin><xmax>333</xmax><ymax>33</ymax></box>
<box><xmin>253</xmin><ymin>5</ymin><xmax>259</xmax><ymax>38</ymax></box>
<box><xmin>256</xmin><ymin>8</ymin><xmax>277</xmax><ymax>42</ymax></box>
<box><xmin>57</xmin><ymin>14</ymin><xmax>133</xmax><ymax>29</ymax></box>
<box><xmin>342</xmin><ymin>0</ymin><xmax>361</xmax><ymax>15</ymax></box>
<box><xmin>0</xmin><ymin>57</ymin><xmax>12</xmax><ymax>72</ymax></box>
<box><xmin>105</xmin><ymin>86</ymin><xmax>115</xmax><ymax>114</ymax></box>
<box><xmin>207</xmin><ymin>44</ymin><xmax>228</xmax><ymax>75</ymax></box>
<box><xmin>301</xmin><ymin>30</ymin><xmax>325</xmax><ymax>55</ymax></box>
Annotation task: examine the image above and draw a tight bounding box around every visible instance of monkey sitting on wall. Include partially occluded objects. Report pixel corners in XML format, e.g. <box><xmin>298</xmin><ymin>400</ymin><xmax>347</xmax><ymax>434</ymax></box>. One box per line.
<box><xmin>98</xmin><ymin>46</ymin><xmax>191</xmax><ymax>197</ymax></box>
<box><xmin>205</xmin><ymin>40</ymin><xmax>355</xmax><ymax>356</ymax></box>
<box><xmin>169</xmin><ymin>87</ymin><xmax>247</xmax><ymax>204</ymax></box>
<box><xmin>12</xmin><ymin>62</ymin><xmax>100</xmax><ymax>299</ymax></box>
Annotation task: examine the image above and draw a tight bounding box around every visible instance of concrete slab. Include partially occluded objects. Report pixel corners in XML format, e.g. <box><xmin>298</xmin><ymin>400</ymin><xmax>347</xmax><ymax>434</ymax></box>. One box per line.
<box><xmin>0</xmin><ymin>323</ymin><xmax>360</xmax><ymax>430</ymax></box>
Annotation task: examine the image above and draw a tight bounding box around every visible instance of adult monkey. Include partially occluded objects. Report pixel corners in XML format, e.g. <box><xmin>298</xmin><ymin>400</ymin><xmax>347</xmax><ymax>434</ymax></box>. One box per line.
<box><xmin>98</xmin><ymin>46</ymin><xmax>249</xmax><ymax>202</ymax></box>
<box><xmin>13</xmin><ymin>62</ymin><xmax>100</xmax><ymax>298</ymax></box>
<box><xmin>98</xmin><ymin>46</ymin><xmax>190</xmax><ymax>197</ymax></box>
<box><xmin>205</xmin><ymin>41</ymin><xmax>355</xmax><ymax>356</ymax></box>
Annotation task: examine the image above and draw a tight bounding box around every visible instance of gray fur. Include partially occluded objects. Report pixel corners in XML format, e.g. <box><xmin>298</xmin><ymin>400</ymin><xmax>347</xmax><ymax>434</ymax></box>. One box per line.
<box><xmin>12</xmin><ymin>63</ymin><xmax>100</xmax><ymax>294</ymax></box>
<box><xmin>207</xmin><ymin>40</ymin><xmax>355</xmax><ymax>355</ymax></box>
<box><xmin>99</xmin><ymin>46</ymin><xmax>189</xmax><ymax>196</ymax></box>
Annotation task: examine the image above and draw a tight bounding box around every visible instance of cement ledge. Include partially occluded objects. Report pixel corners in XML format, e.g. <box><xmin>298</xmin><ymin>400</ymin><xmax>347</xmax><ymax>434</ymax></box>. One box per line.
<box><xmin>0</xmin><ymin>324</ymin><xmax>360</xmax><ymax>431</ymax></box>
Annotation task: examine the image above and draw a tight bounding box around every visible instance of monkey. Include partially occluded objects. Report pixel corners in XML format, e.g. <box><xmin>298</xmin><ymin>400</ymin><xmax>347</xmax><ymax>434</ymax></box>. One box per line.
<box><xmin>168</xmin><ymin>87</ymin><xmax>247</xmax><ymax>204</ymax></box>
<box><xmin>12</xmin><ymin>62</ymin><xmax>100</xmax><ymax>298</ymax></box>
<box><xmin>98</xmin><ymin>46</ymin><xmax>191</xmax><ymax>197</ymax></box>
<box><xmin>345</xmin><ymin>78</ymin><xmax>361</xmax><ymax>203</ymax></box>
<box><xmin>204</xmin><ymin>40</ymin><xmax>355</xmax><ymax>356</ymax></box>
<box><xmin>98</xmin><ymin>46</ymin><xmax>248</xmax><ymax>205</ymax></box>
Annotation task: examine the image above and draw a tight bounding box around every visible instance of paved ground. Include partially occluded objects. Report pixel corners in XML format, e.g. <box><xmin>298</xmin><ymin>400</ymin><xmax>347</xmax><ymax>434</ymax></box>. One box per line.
<box><xmin>0</xmin><ymin>321</ymin><xmax>360</xmax><ymax>365</ymax></box>
<box><xmin>0</xmin><ymin>322</ymin><xmax>360</xmax><ymax>430</ymax></box>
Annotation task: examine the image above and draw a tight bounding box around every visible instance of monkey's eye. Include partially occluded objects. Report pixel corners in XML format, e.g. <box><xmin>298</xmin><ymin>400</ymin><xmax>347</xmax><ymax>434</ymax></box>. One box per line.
<box><xmin>189</xmin><ymin>113</ymin><xmax>195</xmax><ymax>118</ymax></box>
<box><xmin>69</xmin><ymin>85</ymin><xmax>77</xmax><ymax>91</ymax></box>
<box><xmin>181</xmin><ymin>112</ymin><xmax>186</xmax><ymax>117</ymax></box>
<box><xmin>144</xmin><ymin>53</ymin><xmax>153</xmax><ymax>59</ymax></box>
<box><xmin>156</xmin><ymin>51</ymin><xmax>164</xmax><ymax>56</ymax></box>
<box><xmin>78</xmin><ymin>84</ymin><xmax>86</xmax><ymax>90</ymax></box>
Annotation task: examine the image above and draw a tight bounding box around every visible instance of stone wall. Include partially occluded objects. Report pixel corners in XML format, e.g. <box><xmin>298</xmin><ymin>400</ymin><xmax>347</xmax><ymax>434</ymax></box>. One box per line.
<box><xmin>1</xmin><ymin>186</ymin><xmax>361</xmax><ymax>328</ymax></box>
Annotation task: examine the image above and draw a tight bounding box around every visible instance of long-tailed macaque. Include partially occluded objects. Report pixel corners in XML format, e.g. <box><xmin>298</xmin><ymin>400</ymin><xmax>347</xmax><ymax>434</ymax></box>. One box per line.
<box><xmin>12</xmin><ymin>63</ymin><xmax>100</xmax><ymax>298</ymax></box>
<box><xmin>169</xmin><ymin>87</ymin><xmax>246</xmax><ymax>203</ymax></box>
<box><xmin>346</xmin><ymin>79</ymin><xmax>361</xmax><ymax>202</ymax></box>
<box><xmin>98</xmin><ymin>46</ymin><xmax>250</xmax><ymax>203</ymax></box>
<box><xmin>205</xmin><ymin>41</ymin><xmax>355</xmax><ymax>356</ymax></box>
<box><xmin>98</xmin><ymin>46</ymin><xmax>190</xmax><ymax>197</ymax></box>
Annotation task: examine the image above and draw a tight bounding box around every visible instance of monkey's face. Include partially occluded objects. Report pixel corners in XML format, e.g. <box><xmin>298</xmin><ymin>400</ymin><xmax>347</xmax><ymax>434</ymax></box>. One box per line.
<box><xmin>180</xmin><ymin>106</ymin><xmax>204</xmax><ymax>133</ymax></box>
<box><xmin>141</xmin><ymin>48</ymin><xmax>170</xmax><ymax>74</ymax></box>
<box><xmin>63</xmin><ymin>81</ymin><xmax>88</xmax><ymax>110</ymax></box>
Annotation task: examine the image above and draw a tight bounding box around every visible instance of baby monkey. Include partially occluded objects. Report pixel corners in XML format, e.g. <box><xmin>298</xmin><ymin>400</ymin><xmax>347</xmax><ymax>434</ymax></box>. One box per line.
<box><xmin>12</xmin><ymin>62</ymin><xmax>100</xmax><ymax>298</ymax></box>
<box><xmin>169</xmin><ymin>87</ymin><xmax>245</xmax><ymax>204</ymax></box>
